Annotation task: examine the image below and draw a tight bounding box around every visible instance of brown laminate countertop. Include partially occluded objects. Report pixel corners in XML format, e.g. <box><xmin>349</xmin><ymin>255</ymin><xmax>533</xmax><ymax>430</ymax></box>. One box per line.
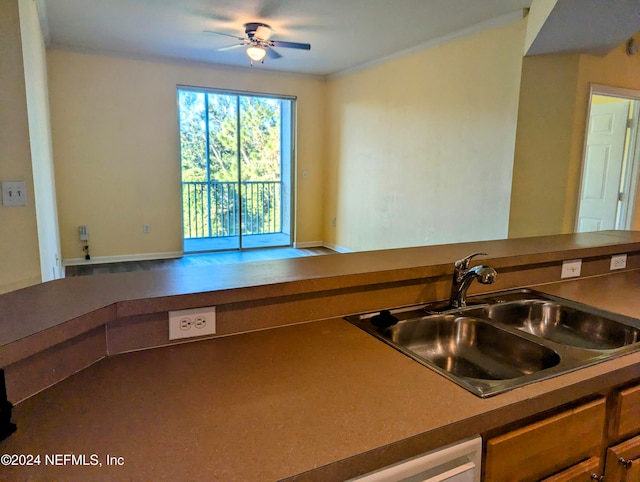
<box><xmin>2</xmin><ymin>270</ymin><xmax>640</xmax><ymax>480</ymax></box>
<box><xmin>2</xmin><ymin>230</ymin><xmax>640</xmax><ymax>367</ymax></box>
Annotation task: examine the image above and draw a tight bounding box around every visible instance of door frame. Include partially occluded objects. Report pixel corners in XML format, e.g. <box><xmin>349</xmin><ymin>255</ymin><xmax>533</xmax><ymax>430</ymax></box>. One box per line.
<box><xmin>575</xmin><ymin>84</ymin><xmax>640</xmax><ymax>232</ymax></box>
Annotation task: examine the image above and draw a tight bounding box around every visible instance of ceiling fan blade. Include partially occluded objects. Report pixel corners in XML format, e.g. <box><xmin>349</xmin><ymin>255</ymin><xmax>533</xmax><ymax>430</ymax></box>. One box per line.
<box><xmin>203</xmin><ymin>30</ymin><xmax>245</xmax><ymax>41</ymax></box>
<box><xmin>270</xmin><ymin>40</ymin><xmax>311</xmax><ymax>51</ymax></box>
<box><xmin>217</xmin><ymin>43</ymin><xmax>246</xmax><ymax>51</ymax></box>
<box><xmin>266</xmin><ymin>46</ymin><xmax>282</xmax><ymax>59</ymax></box>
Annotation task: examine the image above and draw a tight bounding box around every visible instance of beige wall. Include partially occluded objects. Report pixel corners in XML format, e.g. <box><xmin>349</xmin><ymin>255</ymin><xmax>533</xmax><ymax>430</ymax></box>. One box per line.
<box><xmin>508</xmin><ymin>54</ymin><xmax>580</xmax><ymax>237</ymax></box>
<box><xmin>6</xmin><ymin>5</ymin><xmax>638</xmax><ymax>292</ymax></box>
<box><xmin>46</xmin><ymin>19</ymin><xmax>530</xmax><ymax>263</ymax></box>
<box><xmin>573</xmin><ymin>44</ymin><xmax>640</xmax><ymax>231</ymax></box>
<box><xmin>0</xmin><ymin>0</ymin><xmax>41</xmax><ymax>293</ymax></box>
<box><xmin>325</xmin><ymin>19</ymin><xmax>526</xmax><ymax>251</ymax></box>
<box><xmin>509</xmin><ymin>42</ymin><xmax>640</xmax><ymax>238</ymax></box>
<box><xmin>48</xmin><ymin>51</ymin><xmax>326</xmax><ymax>261</ymax></box>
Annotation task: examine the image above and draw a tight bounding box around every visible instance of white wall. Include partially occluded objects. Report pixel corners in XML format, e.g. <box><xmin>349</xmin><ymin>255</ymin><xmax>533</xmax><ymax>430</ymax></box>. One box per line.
<box><xmin>19</xmin><ymin>0</ymin><xmax>61</xmax><ymax>281</ymax></box>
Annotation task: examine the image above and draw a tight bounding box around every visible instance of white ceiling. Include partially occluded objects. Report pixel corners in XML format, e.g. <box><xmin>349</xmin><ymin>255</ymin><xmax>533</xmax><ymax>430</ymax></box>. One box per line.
<box><xmin>526</xmin><ymin>0</ymin><xmax>640</xmax><ymax>56</ymax></box>
<box><xmin>40</xmin><ymin>0</ymin><xmax>533</xmax><ymax>77</ymax></box>
<box><xmin>39</xmin><ymin>0</ymin><xmax>640</xmax><ymax>77</ymax></box>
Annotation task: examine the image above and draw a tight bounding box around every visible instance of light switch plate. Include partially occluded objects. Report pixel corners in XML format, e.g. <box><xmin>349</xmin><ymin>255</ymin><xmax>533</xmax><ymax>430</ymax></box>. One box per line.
<box><xmin>561</xmin><ymin>259</ymin><xmax>582</xmax><ymax>278</ymax></box>
<box><xmin>2</xmin><ymin>181</ymin><xmax>27</xmax><ymax>207</ymax></box>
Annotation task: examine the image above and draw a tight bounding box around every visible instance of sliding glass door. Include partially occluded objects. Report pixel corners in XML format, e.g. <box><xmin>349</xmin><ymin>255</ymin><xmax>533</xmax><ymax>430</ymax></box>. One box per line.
<box><xmin>178</xmin><ymin>87</ymin><xmax>293</xmax><ymax>253</ymax></box>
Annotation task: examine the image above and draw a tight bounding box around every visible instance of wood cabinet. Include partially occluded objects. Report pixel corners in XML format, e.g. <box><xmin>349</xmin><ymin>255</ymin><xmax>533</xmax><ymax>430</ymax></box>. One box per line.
<box><xmin>610</xmin><ymin>384</ymin><xmax>640</xmax><ymax>441</ymax></box>
<box><xmin>484</xmin><ymin>398</ymin><xmax>605</xmax><ymax>482</ymax></box>
<box><xmin>602</xmin><ymin>384</ymin><xmax>640</xmax><ymax>482</ymax></box>
<box><xmin>540</xmin><ymin>457</ymin><xmax>600</xmax><ymax>482</ymax></box>
<box><xmin>484</xmin><ymin>381</ymin><xmax>640</xmax><ymax>482</ymax></box>
<box><xmin>604</xmin><ymin>434</ymin><xmax>640</xmax><ymax>481</ymax></box>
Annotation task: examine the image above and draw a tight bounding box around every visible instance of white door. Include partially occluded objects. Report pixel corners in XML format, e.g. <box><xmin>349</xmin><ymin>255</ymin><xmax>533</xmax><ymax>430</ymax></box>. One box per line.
<box><xmin>577</xmin><ymin>100</ymin><xmax>630</xmax><ymax>232</ymax></box>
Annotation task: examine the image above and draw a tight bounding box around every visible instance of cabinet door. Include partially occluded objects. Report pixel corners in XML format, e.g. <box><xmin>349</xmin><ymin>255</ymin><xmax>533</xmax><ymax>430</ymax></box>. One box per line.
<box><xmin>540</xmin><ymin>457</ymin><xmax>601</xmax><ymax>482</ymax></box>
<box><xmin>612</xmin><ymin>384</ymin><xmax>640</xmax><ymax>441</ymax></box>
<box><xmin>485</xmin><ymin>398</ymin><xmax>605</xmax><ymax>482</ymax></box>
<box><xmin>604</xmin><ymin>434</ymin><xmax>640</xmax><ymax>482</ymax></box>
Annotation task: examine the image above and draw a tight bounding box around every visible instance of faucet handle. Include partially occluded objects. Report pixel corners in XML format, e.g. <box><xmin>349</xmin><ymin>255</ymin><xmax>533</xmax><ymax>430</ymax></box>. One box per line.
<box><xmin>454</xmin><ymin>252</ymin><xmax>488</xmax><ymax>270</ymax></box>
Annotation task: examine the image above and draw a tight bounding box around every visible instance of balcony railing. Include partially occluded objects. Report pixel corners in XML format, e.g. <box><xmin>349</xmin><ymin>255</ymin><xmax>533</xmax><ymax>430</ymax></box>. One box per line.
<box><xmin>182</xmin><ymin>181</ymin><xmax>282</xmax><ymax>239</ymax></box>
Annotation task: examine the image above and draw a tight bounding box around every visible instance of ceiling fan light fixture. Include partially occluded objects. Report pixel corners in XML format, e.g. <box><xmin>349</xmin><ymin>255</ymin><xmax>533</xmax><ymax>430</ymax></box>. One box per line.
<box><xmin>254</xmin><ymin>25</ymin><xmax>272</xmax><ymax>41</ymax></box>
<box><xmin>246</xmin><ymin>45</ymin><xmax>267</xmax><ymax>62</ymax></box>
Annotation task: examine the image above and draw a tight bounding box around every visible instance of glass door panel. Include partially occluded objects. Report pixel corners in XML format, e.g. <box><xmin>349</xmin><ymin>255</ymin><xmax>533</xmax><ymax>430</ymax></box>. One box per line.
<box><xmin>179</xmin><ymin>90</ymin><xmax>212</xmax><ymax>252</ymax></box>
<box><xmin>179</xmin><ymin>87</ymin><xmax>293</xmax><ymax>253</ymax></box>
<box><xmin>239</xmin><ymin>96</ymin><xmax>286</xmax><ymax>249</ymax></box>
<box><xmin>207</xmin><ymin>93</ymin><xmax>239</xmax><ymax>250</ymax></box>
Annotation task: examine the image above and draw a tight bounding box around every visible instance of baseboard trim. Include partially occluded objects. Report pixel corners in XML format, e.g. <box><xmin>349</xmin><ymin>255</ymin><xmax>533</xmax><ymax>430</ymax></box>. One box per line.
<box><xmin>293</xmin><ymin>240</ymin><xmax>323</xmax><ymax>249</ymax></box>
<box><xmin>63</xmin><ymin>243</ymin><xmax>351</xmax><ymax>266</ymax></box>
<box><xmin>64</xmin><ymin>251</ymin><xmax>183</xmax><ymax>267</ymax></box>
<box><xmin>322</xmin><ymin>242</ymin><xmax>353</xmax><ymax>254</ymax></box>
<box><xmin>294</xmin><ymin>240</ymin><xmax>353</xmax><ymax>253</ymax></box>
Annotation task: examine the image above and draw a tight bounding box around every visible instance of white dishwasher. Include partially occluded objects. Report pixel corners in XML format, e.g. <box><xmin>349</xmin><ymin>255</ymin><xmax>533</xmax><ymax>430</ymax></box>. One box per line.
<box><xmin>348</xmin><ymin>436</ymin><xmax>481</xmax><ymax>482</ymax></box>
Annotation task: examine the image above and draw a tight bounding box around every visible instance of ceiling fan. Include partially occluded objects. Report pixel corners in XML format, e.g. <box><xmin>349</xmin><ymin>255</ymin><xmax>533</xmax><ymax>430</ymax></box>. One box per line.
<box><xmin>205</xmin><ymin>22</ymin><xmax>311</xmax><ymax>65</ymax></box>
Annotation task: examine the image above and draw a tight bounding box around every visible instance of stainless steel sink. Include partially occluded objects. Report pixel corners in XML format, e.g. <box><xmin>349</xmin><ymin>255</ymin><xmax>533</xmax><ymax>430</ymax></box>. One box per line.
<box><xmin>480</xmin><ymin>294</ymin><xmax>640</xmax><ymax>350</ymax></box>
<box><xmin>346</xmin><ymin>289</ymin><xmax>640</xmax><ymax>397</ymax></box>
<box><xmin>386</xmin><ymin>315</ymin><xmax>560</xmax><ymax>380</ymax></box>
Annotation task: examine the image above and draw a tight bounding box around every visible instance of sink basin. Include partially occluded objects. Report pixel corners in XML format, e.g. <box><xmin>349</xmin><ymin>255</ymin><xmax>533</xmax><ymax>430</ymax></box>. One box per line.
<box><xmin>481</xmin><ymin>297</ymin><xmax>640</xmax><ymax>350</ymax></box>
<box><xmin>346</xmin><ymin>289</ymin><xmax>640</xmax><ymax>397</ymax></box>
<box><xmin>385</xmin><ymin>314</ymin><xmax>560</xmax><ymax>380</ymax></box>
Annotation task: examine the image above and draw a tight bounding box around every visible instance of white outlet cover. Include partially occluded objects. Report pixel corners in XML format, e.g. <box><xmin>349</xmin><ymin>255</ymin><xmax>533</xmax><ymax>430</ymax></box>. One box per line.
<box><xmin>610</xmin><ymin>254</ymin><xmax>627</xmax><ymax>270</ymax></box>
<box><xmin>561</xmin><ymin>259</ymin><xmax>582</xmax><ymax>279</ymax></box>
<box><xmin>169</xmin><ymin>306</ymin><xmax>216</xmax><ymax>340</ymax></box>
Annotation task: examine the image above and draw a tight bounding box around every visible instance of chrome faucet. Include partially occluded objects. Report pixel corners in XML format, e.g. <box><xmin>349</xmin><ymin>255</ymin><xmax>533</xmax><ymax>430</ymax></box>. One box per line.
<box><xmin>449</xmin><ymin>252</ymin><xmax>497</xmax><ymax>308</ymax></box>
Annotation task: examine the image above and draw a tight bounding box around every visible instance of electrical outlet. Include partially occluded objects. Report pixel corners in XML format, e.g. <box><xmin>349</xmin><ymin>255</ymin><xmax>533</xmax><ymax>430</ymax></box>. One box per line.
<box><xmin>143</xmin><ymin>224</ymin><xmax>151</xmax><ymax>233</ymax></box>
<box><xmin>561</xmin><ymin>259</ymin><xmax>582</xmax><ymax>279</ymax></box>
<box><xmin>610</xmin><ymin>254</ymin><xmax>627</xmax><ymax>270</ymax></box>
<box><xmin>194</xmin><ymin>316</ymin><xmax>206</xmax><ymax>329</ymax></box>
<box><xmin>169</xmin><ymin>306</ymin><xmax>216</xmax><ymax>340</ymax></box>
<box><xmin>179</xmin><ymin>318</ymin><xmax>191</xmax><ymax>331</ymax></box>
<box><xmin>79</xmin><ymin>225</ymin><xmax>89</xmax><ymax>241</ymax></box>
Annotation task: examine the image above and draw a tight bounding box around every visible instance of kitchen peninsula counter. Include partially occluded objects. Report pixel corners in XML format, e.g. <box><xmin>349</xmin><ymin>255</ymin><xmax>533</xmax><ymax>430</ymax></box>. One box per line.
<box><xmin>2</xmin><ymin>230</ymin><xmax>640</xmax><ymax>368</ymax></box>
<box><xmin>1</xmin><ymin>232</ymin><xmax>640</xmax><ymax>480</ymax></box>
<box><xmin>1</xmin><ymin>270</ymin><xmax>640</xmax><ymax>480</ymax></box>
